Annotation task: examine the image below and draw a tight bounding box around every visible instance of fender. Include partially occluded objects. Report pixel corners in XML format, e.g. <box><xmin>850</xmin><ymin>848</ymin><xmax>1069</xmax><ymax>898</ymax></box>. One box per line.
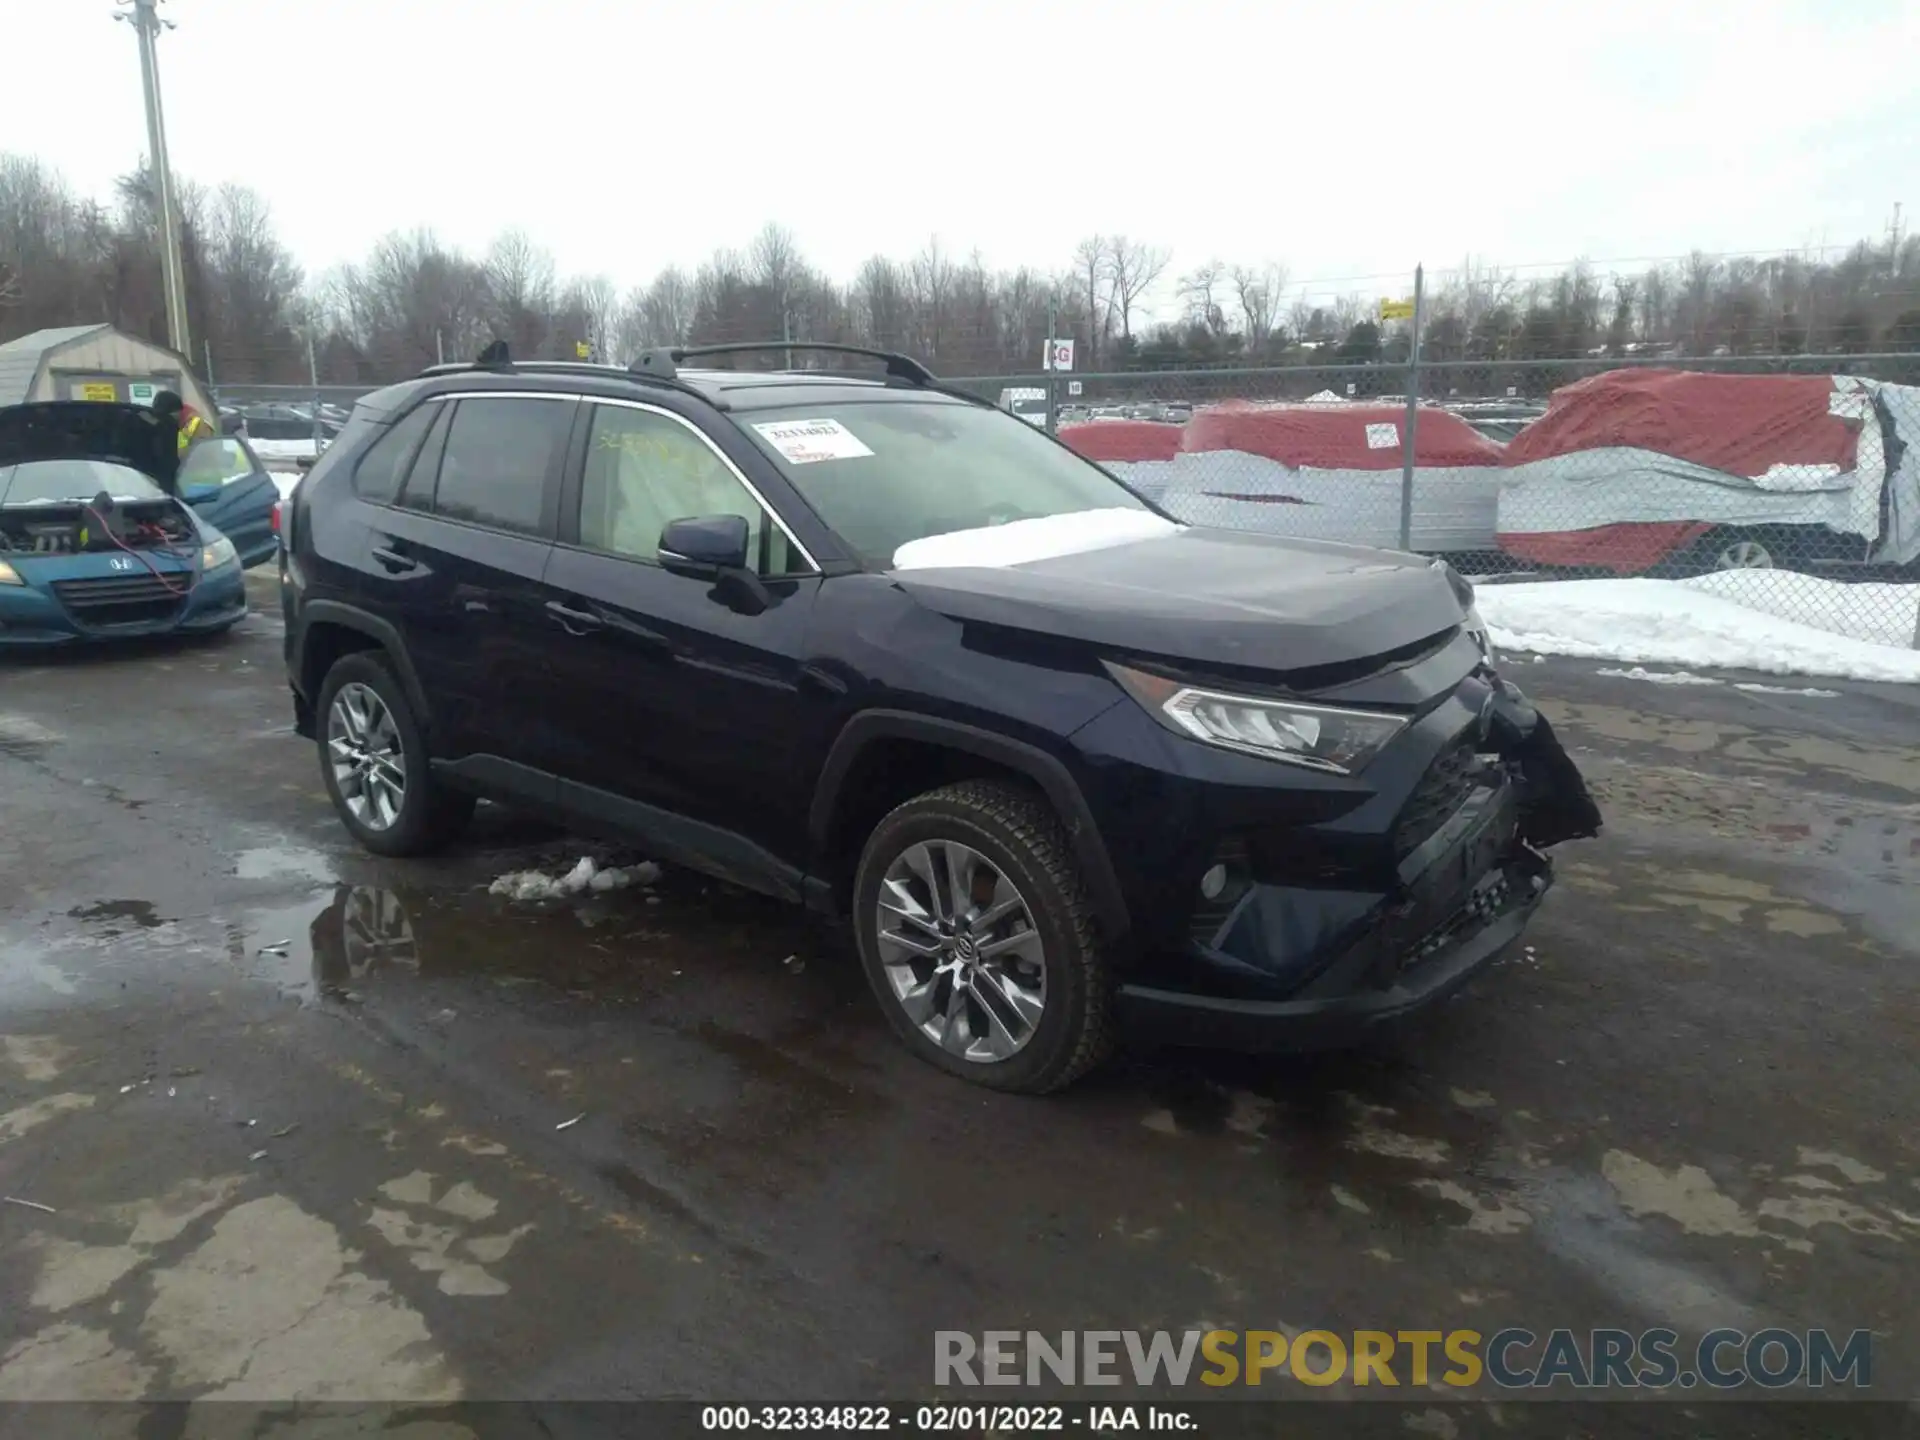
<box><xmin>292</xmin><ymin>600</ymin><xmax>434</xmax><ymax>731</ymax></box>
<box><xmin>809</xmin><ymin>709</ymin><xmax>1132</xmax><ymax>942</ymax></box>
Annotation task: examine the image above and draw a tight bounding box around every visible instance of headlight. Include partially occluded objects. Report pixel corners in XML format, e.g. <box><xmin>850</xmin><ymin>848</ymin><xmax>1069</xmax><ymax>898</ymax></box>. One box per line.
<box><xmin>201</xmin><ymin>536</ymin><xmax>238</xmax><ymax>570</ymax></box>
<box><xmin>1106</xmin><ymin>662</ymin><xmax>1409</xmax><ymax>774</ymax></box>
<box><xmin>0</xmin><ymin>560</ymin><xmax>20</xmax><ymax>586</ymax></box>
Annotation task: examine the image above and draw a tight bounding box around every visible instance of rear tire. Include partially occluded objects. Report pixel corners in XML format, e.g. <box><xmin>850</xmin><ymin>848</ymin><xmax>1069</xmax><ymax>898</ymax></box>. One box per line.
<box><xmin>852</xmin><ymin>779</ymin><xmax>1112</xmax><ymax>1094</ymax></box>
<box><xmin>316</xmin><ymin>651</ymin><xmax>474</xmax><ymax>857</ymax></box>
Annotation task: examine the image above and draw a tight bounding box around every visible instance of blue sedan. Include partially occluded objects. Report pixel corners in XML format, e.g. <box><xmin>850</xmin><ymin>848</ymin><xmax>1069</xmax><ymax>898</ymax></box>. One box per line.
<box><xmin>0</xmin><ymin>402</ymin><xmax>249</xmax><ymax>648</ymax></box>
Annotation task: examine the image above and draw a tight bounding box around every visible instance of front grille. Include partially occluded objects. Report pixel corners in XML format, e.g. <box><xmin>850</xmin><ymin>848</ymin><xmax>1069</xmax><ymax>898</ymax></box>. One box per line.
<box><xmin>1392</xmin><ymin>733</ymin><xmax>1482</xmax><ymax>858</ymax></box>
<box><xmin>52</xmin><ymin>572</ymin><xmax>188</xmax><ymax>627</ymax></box>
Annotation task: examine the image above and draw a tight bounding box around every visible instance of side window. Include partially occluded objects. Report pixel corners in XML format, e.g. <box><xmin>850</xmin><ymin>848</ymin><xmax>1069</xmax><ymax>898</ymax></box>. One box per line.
<box><xmin>579</xmin><ymin>404</ymin><xmax>798</xmax><ymax>575</ymax></box>
<box><xmin>396</xmin><ymin>402</ymin><xmax>453</xmax><ymax>512</ymax></box>
<box><xmin>431</xmin><ymin>397</ymin><xmax>570</xmax><ymax>537</ymax></box>
<box><xmin>352</xmin><ymin>403</ymin><xmax>438</xmax><ymax>504</ymax></box>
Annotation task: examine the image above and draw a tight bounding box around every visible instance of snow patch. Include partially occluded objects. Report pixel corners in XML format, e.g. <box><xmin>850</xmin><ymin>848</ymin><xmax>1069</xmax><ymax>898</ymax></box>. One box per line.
<box><xmin>487</xmin><ymin>857</ymin><xmax>661</xmax><ymax>902</ymax></box>
<box><xmin>1478</xmin><ymin>577</ymin><xmax>1920</xmax><ymax>683</ymax></box>
<box><xmin>1594</xmin><ymin>667</ymin><xmax>1723</xmax><ymax>686</ymax></box>
<box><xmin>1684</xmin><ymin>569</ymin><xmax>1920</xmax><ymax>649</ymax></box>
<box><xmin>890</xmin><ymin>508</ymin><xmax>1180</xmax><ymax>571</ymax></box>
<box><xmin>1733</xmin><ymin>681</ymin><xmax>1841</xmax><ymax>698</ymax></box>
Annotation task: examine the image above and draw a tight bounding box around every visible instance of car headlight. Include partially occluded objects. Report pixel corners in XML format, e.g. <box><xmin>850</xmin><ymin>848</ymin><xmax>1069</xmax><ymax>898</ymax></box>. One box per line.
<box><xmin>0</xmin><ymin>560</ymin><xmax>21</xmax><ymax>586</ymax></box>
<box><xmin>1106</xmin><ymin>661</ymin><xmax>1409</xmax><ymax>774</ymax></box>
<box><xmin>201</xmin><ymin>536</ymin><xmax>238</xmax><ymax>570</ymax></box>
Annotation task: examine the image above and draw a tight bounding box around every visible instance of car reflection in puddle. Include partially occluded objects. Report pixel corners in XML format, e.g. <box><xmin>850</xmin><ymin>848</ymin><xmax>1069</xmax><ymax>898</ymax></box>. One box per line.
<box><xmin>246</xmin><ymin>870</ymin><xmax>839</xmax><ymax>1010</ymax></box>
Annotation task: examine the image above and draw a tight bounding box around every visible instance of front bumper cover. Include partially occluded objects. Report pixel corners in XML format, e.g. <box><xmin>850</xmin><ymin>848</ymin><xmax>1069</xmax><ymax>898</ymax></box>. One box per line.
<box><xmin>1114</xmin><ymin>674</ymin><xmax>1595</xmax><ymax>1052</ymax></box>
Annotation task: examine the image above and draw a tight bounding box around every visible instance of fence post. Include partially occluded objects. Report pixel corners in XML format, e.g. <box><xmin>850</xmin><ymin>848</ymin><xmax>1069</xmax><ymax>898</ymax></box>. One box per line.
<box><xmin>307</xmin><ymin>330</ymin><xmax>322</xmax><ymax>454</ymax></box>
<box><xmin>202</xmin><ymin>339</ymin><xmax>216</xmax><ymax>395</ymax></box>
<box><xmin>1398</xmin><ymin>263</ymin><xmax>1425</xmax><ymax>553</ymax></box>
<box><xmin>1045</xmin><ymin>302</ymin><xmax>1059</xmax><ymax>435</ymax></box>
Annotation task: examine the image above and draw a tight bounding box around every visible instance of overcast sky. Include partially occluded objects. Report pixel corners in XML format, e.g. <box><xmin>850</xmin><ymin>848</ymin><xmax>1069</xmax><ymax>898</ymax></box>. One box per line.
<box><xmin>11</xmin><ymin>0</ymin><xmax>1916</xmax><ymax>317</ymax></box>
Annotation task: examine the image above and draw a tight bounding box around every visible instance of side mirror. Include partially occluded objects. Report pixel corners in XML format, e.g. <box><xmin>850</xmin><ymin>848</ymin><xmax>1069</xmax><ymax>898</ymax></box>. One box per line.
<box><xmin>658</xmin><ymin>514</ymin><xmax>751</xmax><ymax>578</ymax></box>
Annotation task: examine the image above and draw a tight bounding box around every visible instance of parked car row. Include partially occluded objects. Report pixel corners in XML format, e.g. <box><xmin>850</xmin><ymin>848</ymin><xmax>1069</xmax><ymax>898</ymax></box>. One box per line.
<box><xmin>1058</xmin><ymin>372</ymin><xmax>1920</xmax><ymax>577</ymax></box>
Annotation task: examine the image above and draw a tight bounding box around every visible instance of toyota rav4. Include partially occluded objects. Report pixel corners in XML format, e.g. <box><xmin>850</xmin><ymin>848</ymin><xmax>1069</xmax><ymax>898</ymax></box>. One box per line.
<box><xmin>279</xmin><ymin>342</ymin><xmax>1600</xmax><ymax>1093</ymax></box>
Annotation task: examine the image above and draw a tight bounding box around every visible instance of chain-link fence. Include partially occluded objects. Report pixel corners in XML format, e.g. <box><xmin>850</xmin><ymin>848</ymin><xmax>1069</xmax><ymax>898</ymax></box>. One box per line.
<box><xmin>949</xmin><ymin>353</ymin><xmax>1920</xmax><ymax>653</ymax></box>
<box><xmin>212</xmin><ymin>350</ymin><xmax>1920</xmax><ymax>654</ymax></box>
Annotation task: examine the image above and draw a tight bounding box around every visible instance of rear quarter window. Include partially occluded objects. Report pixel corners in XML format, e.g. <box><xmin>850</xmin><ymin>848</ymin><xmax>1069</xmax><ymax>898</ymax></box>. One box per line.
<box><xmin>351</xmin><ymin>403</ymin><xmax>439</xmax><ymax>504</ymax></box>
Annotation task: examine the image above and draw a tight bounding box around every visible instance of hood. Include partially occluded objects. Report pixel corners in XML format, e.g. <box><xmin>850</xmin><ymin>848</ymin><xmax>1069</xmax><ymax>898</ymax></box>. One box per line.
<box><xmin>891</xmin><ymin>525</ymin><xmax>1465</xmax><ymax>675</ymax></box>
<box><xmin>0</xmin><ymin>402</ymin><xmax>180</xmax><ymax>496</ymax></box>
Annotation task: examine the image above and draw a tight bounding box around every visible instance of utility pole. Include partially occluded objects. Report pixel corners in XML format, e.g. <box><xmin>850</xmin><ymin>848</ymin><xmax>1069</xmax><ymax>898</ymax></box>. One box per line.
<box><xmin>117</xmin><ymin>0</ymin><xmax>190</xmax><ymax>357</ymax></box>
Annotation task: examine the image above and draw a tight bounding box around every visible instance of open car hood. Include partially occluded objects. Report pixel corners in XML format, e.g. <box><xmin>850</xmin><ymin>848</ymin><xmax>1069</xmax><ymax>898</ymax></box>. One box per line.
<box><xmin>892</xmin><ymin>525</ymin><xmax>1467</xmax><ymax>677</ymax></box>
<box><xmin>0</xmin><ymin>402</ymin><xmax>179</xmax><ymax>496</ymax></box>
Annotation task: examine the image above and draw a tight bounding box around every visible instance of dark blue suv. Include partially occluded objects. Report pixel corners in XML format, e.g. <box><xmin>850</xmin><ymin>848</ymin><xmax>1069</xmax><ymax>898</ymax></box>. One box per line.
<box><xmin>280</xmin><ymin>343</ymin><xmax>1599</xmax><ymax>1093</ymax></box>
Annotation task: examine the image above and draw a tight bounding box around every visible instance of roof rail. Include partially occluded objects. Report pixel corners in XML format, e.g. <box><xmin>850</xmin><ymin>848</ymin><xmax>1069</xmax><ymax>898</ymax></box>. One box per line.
<box><xmin>631</xmin><ymin>342</ymin><xmax>937</xmax><ymax>387</ymax></box>
<box><xmin>414</xmin><ymin>345</ymin><xmax>730</xmax><ymax>409</ymax></box>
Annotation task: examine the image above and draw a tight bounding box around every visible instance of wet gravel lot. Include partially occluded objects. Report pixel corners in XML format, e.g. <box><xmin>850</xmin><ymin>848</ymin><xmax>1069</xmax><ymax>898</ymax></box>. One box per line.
<box><xmin>0</xmin><ymin>576</ymin><xmax>1916</xmax><ymax>1434</ymax></box>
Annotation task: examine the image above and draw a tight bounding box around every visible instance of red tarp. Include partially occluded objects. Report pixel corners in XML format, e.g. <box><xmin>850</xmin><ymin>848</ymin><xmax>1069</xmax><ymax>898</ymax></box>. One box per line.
<box><xmin>1181</xmin><ymin>404</ymin><xmax>1504</xmax><ymax>471</ymax></box>
<box><xmin>1500</xmin><ymin>370</ymin><xmax>1859</xmax><ymax>473</ymax></box>
<box><xmin>1057</xmin><ymin>421</ymin><xmax>1183</xmax><ymax>462</ymax></box>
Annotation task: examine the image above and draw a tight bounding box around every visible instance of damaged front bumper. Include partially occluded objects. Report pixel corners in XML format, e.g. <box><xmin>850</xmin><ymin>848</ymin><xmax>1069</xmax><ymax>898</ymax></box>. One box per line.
<box><xmin>1114</xmin><ymin>675</ymin><xmax>1599</xmax><ymax>1053</ymax></box>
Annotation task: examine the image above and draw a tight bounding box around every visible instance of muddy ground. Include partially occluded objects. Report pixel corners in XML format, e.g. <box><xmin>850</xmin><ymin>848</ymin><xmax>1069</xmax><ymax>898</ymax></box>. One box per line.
<box><xmin>0</xmin><ymin>575</ymin><xmax>1914</xmax><ymax>1434</ymax></box>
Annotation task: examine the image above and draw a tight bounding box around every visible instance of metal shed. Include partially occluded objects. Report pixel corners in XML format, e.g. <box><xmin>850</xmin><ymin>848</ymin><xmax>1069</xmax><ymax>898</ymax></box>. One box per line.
<box><xmin>0</xmin><ymin>325</ymin><xmax>215</xmax><ymax>417</ymax></box>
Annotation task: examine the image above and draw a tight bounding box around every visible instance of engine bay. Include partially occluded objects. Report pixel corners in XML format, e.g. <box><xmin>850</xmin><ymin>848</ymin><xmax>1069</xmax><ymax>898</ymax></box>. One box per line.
<box><xmin>0</xmin><ymin>495</ymin><xmax>194</xmax><ymax>556</ymax></box>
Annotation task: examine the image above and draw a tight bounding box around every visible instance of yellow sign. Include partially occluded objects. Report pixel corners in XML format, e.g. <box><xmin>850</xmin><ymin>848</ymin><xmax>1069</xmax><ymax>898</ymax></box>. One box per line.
<box><xmin>575</xmin><ymin>340</ymin><xmax>592</xmax><ymax>359</ymax></box>
<box><xmin>80</xmin><ymin>382</ymin><xmax>118</xmax><ymax>402</ymax></box>
<box><xmin>1378</xmin><ymin>298</ymin><xmax>1416</xmax><ymax>321</ymax></box>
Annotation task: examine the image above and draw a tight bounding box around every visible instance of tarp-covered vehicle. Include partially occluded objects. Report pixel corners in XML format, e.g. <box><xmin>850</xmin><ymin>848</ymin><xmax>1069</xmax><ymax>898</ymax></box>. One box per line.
<box><xmin>1495</xmin><ymin>370</ymin><xmax>1920</xmax><ymax>574</ymax></box>
<box><xmin>0</xmin><ymin>402</ymin><xmax>248</xmax><ymax>646</ymax></box>
<box><xmin>1061</xmin><ymin>402</ymin><xmax>1510</xmax><ymax>557</ymax></box>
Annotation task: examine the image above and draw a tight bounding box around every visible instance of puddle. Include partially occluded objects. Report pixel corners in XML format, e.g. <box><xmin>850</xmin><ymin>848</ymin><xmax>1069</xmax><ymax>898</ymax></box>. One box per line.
<box><xmin>230</xmin><ymin>869</ymin><xmax>829</xmax><ymax>1006</ymax></box>
<box><xmin>67</xmin><ymin>899</ymin><xmax>170</xmax><ymax>932</ymax></box>
<box><xmin>232</xmin><ymin>845</ymin><xmax>339</xmax><ymax>885</ymax></box>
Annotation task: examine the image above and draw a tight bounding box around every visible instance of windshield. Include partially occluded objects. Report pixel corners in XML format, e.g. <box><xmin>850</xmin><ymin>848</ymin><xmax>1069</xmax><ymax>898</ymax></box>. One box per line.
<box><xmin>180</xmin><ymin>438</ymin><xmax>258</xmax><ymax>486</ymax></box>
<box><xmin>0</xmin><ymin>459</ymin><xmax>167</xmax><ymax>506</ymax></box>
<box><xmin>737</xmin><ymin>400</ymin><xmax>1148</xmax><ymax>567</ymax></box>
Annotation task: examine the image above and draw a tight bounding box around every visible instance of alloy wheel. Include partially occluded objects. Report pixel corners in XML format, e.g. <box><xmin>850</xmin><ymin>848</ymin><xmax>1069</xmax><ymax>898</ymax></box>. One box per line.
<box><xmin>874</xmin><ymin>839</ymin><xmax>1047</xmax><ymax>1063</ymax></box>
<box><xmin>1714</xmin><ymin>536</ymin><xmax>1775</xmax><ymax>570</ymax></box>
<box><xmin>326</xmin><ymin>682</ymin><xmax>408</xmax><ymax>832</ymax></box>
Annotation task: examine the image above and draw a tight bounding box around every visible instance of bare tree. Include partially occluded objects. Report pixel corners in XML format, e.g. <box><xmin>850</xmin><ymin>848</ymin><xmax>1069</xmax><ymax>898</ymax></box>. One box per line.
<box><xmin>852</xmin><ymin>255</ymin><xmax>910</xmax><ymax>352</ymax></box>
<box><xmin>634</xmin><ymin>266</ymin><xmax>693</xmax><ymax>349</ymax></box>
<box><xmin>909</xmin><ymin>236</ymin><xmax>954</xmax><ymax>361</ymax></box>
<box><xmin>1178</xmin><ymin>260</ymin><xmax>1228</xmax><ymax>336</ymax></box>
<box><xmin>565</xmin><ymin>274</ymin><xmax>619</xmax><ymax>359</ymax></box>
<box><xmin>483</xmin><ymin>228</ymin><xmax>557</xmax><ymax>354</ymax></box>
<box><xmin>749</xmin><ymin>221</ymin><xmax>804</xmax><ymax>343</ymax></box>
<box><xmin>1073</xmin><ymin>235</ymin><xmax>1110</xmax><ymax>368</ymax></box>
<box><xmin>1231</xmin><ymin>262</ymin><xmax>1288</xmax><ymax>352</ymax></box>
<box><xmin>1104</xmin><ymin>236</ymin><xmax>1171</xmax><ymax>344</ymax></box>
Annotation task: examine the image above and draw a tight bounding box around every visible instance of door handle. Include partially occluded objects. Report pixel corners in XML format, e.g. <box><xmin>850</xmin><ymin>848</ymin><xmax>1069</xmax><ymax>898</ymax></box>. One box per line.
<box><xmin>372</xmin><ymin>545</ymin><xmax>419</xmax><ymax>574</ymax></box>
<box><xmin>545</xmin><ymin>599</ymin><xmax>605</xmax><ymax>635</ymax></box>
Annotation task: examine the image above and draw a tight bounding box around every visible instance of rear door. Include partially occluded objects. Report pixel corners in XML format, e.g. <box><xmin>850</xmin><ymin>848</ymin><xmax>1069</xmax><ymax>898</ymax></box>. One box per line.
<box><xmin>536</xmin><ymin>397</ymin><xmax>824</xmax><ymax>874</ymax></box>
<box><xmin>358</xmin><ymin>392</ymin><xmax>574</xmax><ymax>782</ymax></box>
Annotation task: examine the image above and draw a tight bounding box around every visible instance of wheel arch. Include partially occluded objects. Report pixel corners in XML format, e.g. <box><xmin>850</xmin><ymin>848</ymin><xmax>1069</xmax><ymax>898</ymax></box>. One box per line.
<box><xmin>808</xmin><ymin>710</ymin><xmax>1131</xmax><ymax>943</ymax></box>
<box><xmin>296</xmin><ymin>602</ymin><xmax>434</xmax><ymax>736</ymax></box>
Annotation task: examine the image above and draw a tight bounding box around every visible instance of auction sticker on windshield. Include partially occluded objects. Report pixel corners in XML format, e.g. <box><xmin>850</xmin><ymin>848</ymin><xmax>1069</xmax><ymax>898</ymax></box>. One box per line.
<box><xmin>752</xmin><ymin>418</ymin><xmax>874</xmax><ymax>465</ymax></box>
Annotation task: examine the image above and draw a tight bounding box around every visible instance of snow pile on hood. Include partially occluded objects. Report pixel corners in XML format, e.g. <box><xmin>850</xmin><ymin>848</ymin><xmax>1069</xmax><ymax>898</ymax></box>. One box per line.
<box><xmin>891</xmin><ymin>508</ymin><xmax>1180</xmax><ymax>571</ymax></box>
<box><xmin>1476</xmin><ymin>577</ymin><xmax>1920</xmax><ymax>683</ymax></box>
<box><xmin>488</xmin><ymin>856</ymin><xmax>662</xmax><ymax>901</ymax></box>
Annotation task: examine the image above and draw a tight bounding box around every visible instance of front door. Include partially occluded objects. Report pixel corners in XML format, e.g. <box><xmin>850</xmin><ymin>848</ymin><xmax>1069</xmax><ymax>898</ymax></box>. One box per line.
<box><xmin>537</xmin><ymin>398</ymin><xmax>825</xmax><ymax>878</ymax></box>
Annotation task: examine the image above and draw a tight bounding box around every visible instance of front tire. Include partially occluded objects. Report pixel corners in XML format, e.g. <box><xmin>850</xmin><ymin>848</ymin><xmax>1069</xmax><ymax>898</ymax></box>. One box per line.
<box><xmin>316</xmin><ymin>652</ymin><xmax>474</xmax><ymax>857</ymax></box>
<box><xmin>852</xmin><ymin>779</ymin><xmax>1112</xmax><ymax>1094</ymax></box>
